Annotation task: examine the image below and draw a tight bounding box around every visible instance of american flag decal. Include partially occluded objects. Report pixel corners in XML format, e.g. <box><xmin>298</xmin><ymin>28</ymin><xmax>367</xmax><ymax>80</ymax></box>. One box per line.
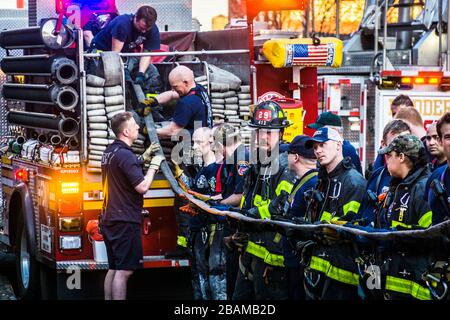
<box><xmin>285</xmin><ymin>43</ymin><xmax>335</xmax><ymax>67</ymax></box>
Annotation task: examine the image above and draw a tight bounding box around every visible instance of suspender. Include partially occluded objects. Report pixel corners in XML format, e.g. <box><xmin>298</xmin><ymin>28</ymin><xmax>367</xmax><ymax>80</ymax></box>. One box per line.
<box><xmin>289</xmin><ymin>171</ymin><xmax>318</xmax><ymax>204</ymax></box>
<box><xmin>375</xmin><ymin>167</ymin><xmax>386</xmax><ymax>194</ymax></box>
<box><xmin>215</xmin><ymin>163</ymin><xmax>224</xmax><ymax>194</ymax></box>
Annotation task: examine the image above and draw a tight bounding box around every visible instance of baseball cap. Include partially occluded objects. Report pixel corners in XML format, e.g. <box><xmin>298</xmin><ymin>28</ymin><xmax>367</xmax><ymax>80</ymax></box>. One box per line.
<box><xmin>288</xmin><ymin>135</ymin><xmax>316</xmax><ymax>159</ymax></box>
<box><xmin>305</xmin><ymin>127</ymin><xmax>343</xmax><ymax>149</ymax></box>
<box><xmin>307</xmin><ymin>112</ymin><xmax>342</xmax><ymax>129</ymax></box>
<box><xmin>378</xmin><ymin>134</ymin><xmax>424</xmax><ymax>160</ymax></box>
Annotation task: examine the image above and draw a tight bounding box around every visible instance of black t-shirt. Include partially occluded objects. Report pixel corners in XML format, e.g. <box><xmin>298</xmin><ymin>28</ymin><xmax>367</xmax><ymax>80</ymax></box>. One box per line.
<box><xmin>101</xmin><ymin>140</ymin><xmax>145</xmax><ymax>224</ymax></box>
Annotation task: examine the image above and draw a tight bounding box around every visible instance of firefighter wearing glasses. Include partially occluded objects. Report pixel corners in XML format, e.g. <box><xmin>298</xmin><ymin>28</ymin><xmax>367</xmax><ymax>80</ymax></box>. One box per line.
<box><xmin>232</xmin><ymin>101</ymin><xmax>296</xmax><ymax>300</ymax></box>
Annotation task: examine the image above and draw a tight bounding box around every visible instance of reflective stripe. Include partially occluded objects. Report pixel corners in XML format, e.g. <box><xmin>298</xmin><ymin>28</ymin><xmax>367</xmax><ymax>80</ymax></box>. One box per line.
<box><xmin>240</xmin><ymin>196</ymin><xmax>245</xmax><ymax>209</ymax></box>
<box><xmin>275</xmin><ymin>180</ymin><xmax>294</xmax><ymax>196</ymax></box>
<box><xmin>253</xmin><ymin>194</ymin><xmax>271</xmax><ymax>219</ymax></box>
<box><xmin>177</xmin><ymin>236</ymin><xmax>188</xmax><ymax>248</ymax></box>
<box><xmin>310</xmin><ymin>256</ymin><xmax>359</xmax><ymax>286</ymax></box>
<box><xmin>391</xmin><ymin>220</ymin><xmax>412</xmax><ymax>229</ymax></box>
<box><xmin>320</xmin><ymin>211</ymin><xmax>332</xmax><ymax>223</ymax></box>
<box><xmin>343</xmin><ymin>201</ymin><xmax>361</xmax><ymax>216</ymax></box>
<box><xmin>245</xmin><ymin>241</ymin><xmax>284</xmax><ymax>267</ymax></box>
<box><xmin>418</xmin><ymin>211</ymin><xmax>432</xmax><ymax>228</ymax></box>
<box><xmin>385</xmin><ymin>275</ymin><xmax>431</xmax><ymax>300</ymax></box>
<box><xmin>258</xmin><ymin>205</ymin><xmax>271</xmax><ymax>220</ymax></box>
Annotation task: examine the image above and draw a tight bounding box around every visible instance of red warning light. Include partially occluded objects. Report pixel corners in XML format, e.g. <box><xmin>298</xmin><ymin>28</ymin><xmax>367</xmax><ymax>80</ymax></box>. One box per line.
<box><xmin>15</xmin><ymin>168</ymin><xmax>28</xmax><ymax>182</ymax></box>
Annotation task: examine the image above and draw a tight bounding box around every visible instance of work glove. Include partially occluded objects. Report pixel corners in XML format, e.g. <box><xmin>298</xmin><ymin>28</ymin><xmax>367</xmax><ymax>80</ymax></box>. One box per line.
<box><xmin>141</xmin><ymin>142</ymin><xmax>161</xmax><ymax>164</ymax></box>
<box><xmin>231</xmin><ymin>231</ymin><xmax>249</xmax><ymax>250</ymax></box>
<box><xmin>179</xmin><ymin>203</ymin><xmax>199</xmax><ymax>216</ymax></box>
<box><xmin>171</xmin><ymin>160</ymin><xmax>184</xmax><ymax>178</ymax></box>
<box><xmin>134</xmin><ymin>71</ymin><xmax>146</xmax><ymax>86</ymax></box>
<box><xmin>142</xmin><ymin>96</ymin><xmax>159</xmax><ymax>116</ymax></box>
<box><xmin>268</xmin><ymin>191</ymin><xmax>289</xmax><ymax>216</ymax></box>
<box><xmin>149</xmin><ymin>154</ymin><xmax>165</xmax><ymax>171</ymax></box>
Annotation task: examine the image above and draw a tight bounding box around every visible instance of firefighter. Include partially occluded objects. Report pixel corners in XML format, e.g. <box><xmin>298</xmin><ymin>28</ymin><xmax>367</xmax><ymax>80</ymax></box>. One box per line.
<box><xmin>101</xmin><ymin>112</ymin><xmax>164</xmax><ymax>300</ymax></box>
<box><xmin>150</xmin><ymin>65</ymin><xmax>213</xmax><ymax>137</ymax></box>
<box><xmin>284</xmin><ymin>135</ymin><xmax>318</xmax><ymax>299</ymax></box>
<box><xmin>373</xmin><ymin>95</ymin><xmax>415</xmax><ymax>171</ymax></box>
<box><xmin>426</xmin><ymin>112</ymin><xmax>450</xmax><ymax>225</ymax></box>
<box><xmin>231</xmin><ymin>101</ymin><xmax>296</xmax><ymax>300</ymax></box>
<box><xmin>212</xmin><ymin>123</ymin><xmax>250</xmax><ymax>299</ymax></box>
<box><xmin>90</xmin><ymin>5</ymin><xmax>161</xmax><ymax>91</ymax></box>
<box><xmin>376</xmin><ymin>134</ymin><xmax>432</xmax><ymax>229</ymax></box>
<box><xmin>426</xmin><ymin>122</ymin><xmax>447</xmax><ymax>172</ymax></box>
<box><xmin>187</xmin><ymin>127</ymin><xmax>225</xmax><ymax>300</ymax></box>
<box><xmin>301</xmin><ymin>127</ymin><xmax>366</xmax><ymax>300</ymax></box>
<box><xmin>304</xmin><ymin>127</ymin><xmax>367</xmax><ymax>224</ymax></box>
<box><xmin>360</xmin><ymin>119</ymin><xmax>411</xmax><ymax>223</ymax></box>
<box><xmin>307</xmin><ymin>112</ymin><xmax>362</xmax><ymax>174</ymax></box>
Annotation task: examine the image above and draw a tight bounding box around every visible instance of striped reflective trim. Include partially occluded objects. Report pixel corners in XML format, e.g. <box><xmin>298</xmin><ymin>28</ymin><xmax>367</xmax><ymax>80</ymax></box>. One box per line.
<box><xmin>240</xmin><ymin>196</ymin><xmax>245</xmax><ymax>209</ymax></box>
<box><xmin>83</xmin><ymin>198</ymin><xmax>174</xmax><ymax>210</ymax></box>
<box><xmin>418</xmin><ymin>211</ymin><xmax>432</xmax><ymax>228</ymax></box>
<box><xmin>385</xmin><ymin>275</ymin><xmax>431</xmax><ymax>300</ymax></box>
<box><xmin>320</xmin><ymin>211</ymin><xmax>332</xmax><ymax>223</ymax></box>
<box><xmin>391</xmin><ymin>220</ymin><xmax>412</xmax><ymax>229</ymax></box>
<box><xmin>310</xmin><ymin>256</ymin><xmax>359</xmax><ymax>286</ymax></box>
<box><xmin>245</xmin><ymin>241</ymin><xmax>284</xmax><ymax>267</ymax></box>
<box><xmin>343</xmin><ymin>201</ymin><xmax>361</xmax><ymax>216</ymax></box>
<box><xmin>258</xmin><ymin>205</ymin><xmax>271</xmax><ymax>220</ymax></box>
<box><xmin>275</xmin><ymin>180</ymin><xmax>294</xmax><ymax>196</ymax></box>
<box><xmin>177</xmin><ymin>236</ymin><xmax>188</xmax><ymax>248</ymax></box>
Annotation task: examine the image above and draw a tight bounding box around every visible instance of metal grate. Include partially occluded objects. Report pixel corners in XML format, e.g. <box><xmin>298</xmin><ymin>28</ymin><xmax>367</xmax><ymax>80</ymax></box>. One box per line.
<box><xmin>340</xmin><ymin>83</ymin><xmax>362</xmax><ymax>111</ymax></box>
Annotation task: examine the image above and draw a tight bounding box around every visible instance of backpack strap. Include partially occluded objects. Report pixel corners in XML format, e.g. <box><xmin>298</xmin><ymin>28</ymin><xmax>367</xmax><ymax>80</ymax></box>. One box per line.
<box><xmin>288</xmin><ymin>171</ymin><xmax>318</xmax><ymax>204</ymax></box>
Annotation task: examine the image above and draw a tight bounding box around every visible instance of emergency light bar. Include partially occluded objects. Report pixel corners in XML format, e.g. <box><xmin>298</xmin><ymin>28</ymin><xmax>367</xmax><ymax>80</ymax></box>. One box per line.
<box><xmin>379</xmin><ymin>70</ymin><xmax>450</xmax><ymax>91</ymax></box>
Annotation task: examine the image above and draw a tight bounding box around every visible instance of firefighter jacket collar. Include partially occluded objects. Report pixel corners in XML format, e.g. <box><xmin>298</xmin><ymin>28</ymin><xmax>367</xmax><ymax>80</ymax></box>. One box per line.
<box><xmin>319</xmin><ymin>157</ymin><xmax>354</xmax><ymax>179</ymax></box>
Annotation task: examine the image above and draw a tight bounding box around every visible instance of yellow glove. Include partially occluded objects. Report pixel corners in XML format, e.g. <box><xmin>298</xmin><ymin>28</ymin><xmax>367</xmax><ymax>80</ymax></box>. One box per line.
<box><xmin>149</xmin><ymin>154</ymin><xmax>165</xmax><ymax>171</ymax></box>
<box><xmin>171</xmin><ymin>159</ymin><xmax>184</xmax><ymax>178</ymax></box>
<box><xmin>143</xmin><ymin>97</ymin><xmax>159</xmax><ymax>116</ymax></box>
<box><xmin>141</xmin><ymin>142</ymin><xmax>161</xmax><ymax>164</ymax></box>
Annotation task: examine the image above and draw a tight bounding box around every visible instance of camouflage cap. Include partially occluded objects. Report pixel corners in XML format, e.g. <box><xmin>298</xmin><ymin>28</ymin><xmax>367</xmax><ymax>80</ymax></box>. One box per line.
<box><xmin>378</xmin><ymin>134</ymin><xmax>424</xmax><ymax>159</ymax></box>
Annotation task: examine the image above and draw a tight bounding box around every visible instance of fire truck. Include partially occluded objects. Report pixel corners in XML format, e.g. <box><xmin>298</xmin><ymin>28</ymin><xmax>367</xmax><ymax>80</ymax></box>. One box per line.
<box><xmin>317</xmin><ymin>0</ymin><xmax>450</xmax><ymax>171</ymax></box>
<box><xmin>0</xmin><ymin>0</ymin><xmax>321</xmax><ymax>299</ymax></box>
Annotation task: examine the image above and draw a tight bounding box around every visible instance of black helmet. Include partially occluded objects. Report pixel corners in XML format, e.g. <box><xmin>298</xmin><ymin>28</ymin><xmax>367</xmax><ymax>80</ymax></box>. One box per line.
<box><xmin>249</xmin><ymin>100</ymin><xmax>290</xmax><ymax>129</ymax></box>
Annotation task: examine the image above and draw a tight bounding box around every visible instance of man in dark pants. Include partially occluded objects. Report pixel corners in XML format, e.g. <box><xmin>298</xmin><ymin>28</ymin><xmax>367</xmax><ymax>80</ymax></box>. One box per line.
<box><xmin>100</xmin><ymin>111</ymin><xmax>164</xmax><ymax>300</ymax></box>
<box><xmin>90</xmin><ymin>5</ymin><xmax>161</xmax><ymax>90</ymax></box>
<box><xmin>232</xmin><ymin>101</ymin><xmax>296</xmax><ymax>300</ymax></box>
<box><xmin>284</xmin><ymin>135</ymin><xmax>319</xmax><ymax>299</ymax></box>
<box><xmin>152</xmin><ymin>65</ymin><xmax>212</xmax><ymax>258</ymax></box>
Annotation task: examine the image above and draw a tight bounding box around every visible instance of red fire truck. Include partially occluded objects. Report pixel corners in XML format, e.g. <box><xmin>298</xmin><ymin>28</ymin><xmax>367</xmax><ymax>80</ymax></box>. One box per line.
<box><xmin>0</xmin><ymin>0</ymin><xmax>322</xmax><ymax>299</ymax></box>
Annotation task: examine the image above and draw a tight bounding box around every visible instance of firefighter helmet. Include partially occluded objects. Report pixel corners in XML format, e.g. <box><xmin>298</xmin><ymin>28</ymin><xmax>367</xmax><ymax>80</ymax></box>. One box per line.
<box><xmin>249</xmin><ymin>100</ymin><xmax>290</xmax><ymax>129</ymax></box>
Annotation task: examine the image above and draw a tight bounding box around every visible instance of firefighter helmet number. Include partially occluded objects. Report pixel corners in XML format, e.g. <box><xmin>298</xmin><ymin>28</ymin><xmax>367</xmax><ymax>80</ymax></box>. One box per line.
<box><xmin>256</xmin><ymin>110</ymin><xmax>271</xmax><ymax>121</ymax></box>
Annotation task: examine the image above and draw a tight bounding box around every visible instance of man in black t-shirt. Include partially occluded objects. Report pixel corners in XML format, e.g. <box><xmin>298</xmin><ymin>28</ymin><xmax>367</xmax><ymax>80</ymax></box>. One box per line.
<box><xmin>101</xmin><ymin>111</ymin><xmax>164</xmax><ymax>300</ymax></box>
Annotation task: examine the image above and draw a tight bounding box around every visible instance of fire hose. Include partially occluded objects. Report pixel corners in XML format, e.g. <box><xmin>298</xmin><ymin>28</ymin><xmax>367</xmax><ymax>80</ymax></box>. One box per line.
<box><xmin>0</xmin><ymin>18</ymin><xmax>74</xmax><ymax>50</ymax></box>
<box><xmin>0</xmin><ymin>55</ymin><xmax>78</xmax><ymax>85</ymax></box>
<box><xmin>7</xmin><ymin>110</ymin><xmax>79</xmax><ymax>137</ymax></box>
<box><xmin>2</xmin><ymin>83</ymin><xmax>79</xmax><ymax>111</ymax></box>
